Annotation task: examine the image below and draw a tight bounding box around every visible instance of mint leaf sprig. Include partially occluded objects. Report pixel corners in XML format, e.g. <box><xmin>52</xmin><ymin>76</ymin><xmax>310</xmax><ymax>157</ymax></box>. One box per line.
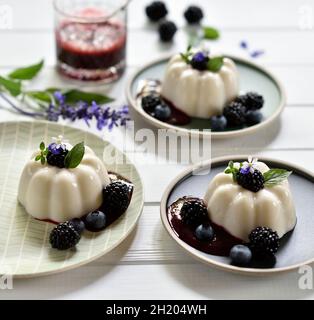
<box><xmin>64</xmin><ymin>142</ymin><xmax>85</xmax><ymax>169</ymax></box>
<box><xmin>35</xmin><ymin>142</ymin><xmax>48</xmax><ymax>165</ymax></box>
<box><xmin>224</xmin><ymin>160</ymin><xmax>292</xmax><ymax>188</ymax></box>
<box><xmin>203</xmin><ymin>26</ymin><xmax>220</xmax><ymax>40</ymax></box>
<box><xmin>263</xmin><ymin>169</ymin><xmax>292</xmax><ymax>187</ymax></box>
<box><xmin>224</xmin><ymin>161</ymin><xmax>240</xmax><ymax>182</ymax></box>
<box><xmin>180</xmin><ymin>45</ymin><xmax>193</xmax><ymax>64</ymax></box>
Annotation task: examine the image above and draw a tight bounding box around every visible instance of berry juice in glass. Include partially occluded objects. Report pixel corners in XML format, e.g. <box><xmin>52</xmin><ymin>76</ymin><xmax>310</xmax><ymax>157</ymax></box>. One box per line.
<box><xmin>54</xmin><ymin>0</ymin><xmax>128</xmax><ymax>83</ymax></box>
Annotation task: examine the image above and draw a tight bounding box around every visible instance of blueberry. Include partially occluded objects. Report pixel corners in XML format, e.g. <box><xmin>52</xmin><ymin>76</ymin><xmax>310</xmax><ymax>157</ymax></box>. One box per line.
<box><xmin>195</xmin><ymin>224</ymin><xmax>215</xmax><ymax>241</ymax></box>
<box><xmin>154</xmin><ymin>103</ymin><xmax>171</xmax><ymax>121</ymax></box>
<box><xmin>69</xmin><ymin>218</ymin><xmax>85</xmax><ymax>234</ymax></box>
<box><xmin>210</xmin><ymin>115</ymin><xmax>227</xmax><ymax>131</ymax></box>
<box><xmin>245</xmin><ymin>110</ymin><xmax>263</xmax><ymax>125</ymax></box>
<box><xmin>85</xmin><ymin>211</ymin><xmax>106</xmax><ymax>231</ymax></box>
<box><xmin>230</xmin><ymin>245</ymin><xmax>252</xmax><ymax>267</ymax></box>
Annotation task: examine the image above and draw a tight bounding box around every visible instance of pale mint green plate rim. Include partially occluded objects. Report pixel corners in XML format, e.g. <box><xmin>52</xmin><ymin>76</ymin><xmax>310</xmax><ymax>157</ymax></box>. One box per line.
<box><xmin>126</xmin><ymin>54</ymin><xmax>286</xmax><ymax>139</ymax></box>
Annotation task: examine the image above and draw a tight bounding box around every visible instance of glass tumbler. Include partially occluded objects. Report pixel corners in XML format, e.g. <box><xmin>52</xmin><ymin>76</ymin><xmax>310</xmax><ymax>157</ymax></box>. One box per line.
<box><xmin>54</xmin><ymin>0</ymin><xmax>128</xmax><ymax>83</ymax></box>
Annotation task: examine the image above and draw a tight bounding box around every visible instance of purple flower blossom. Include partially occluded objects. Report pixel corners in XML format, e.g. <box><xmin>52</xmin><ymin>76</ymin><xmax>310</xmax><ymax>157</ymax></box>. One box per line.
<box><xmin>240</xmin><ymin>156</ymin><xmax>259</xmax><ymax>175</ymax></box>
<box><xmin>46</xmin><ymin>92</ymin><xmax>130</xmax><ymax>131</ymax></box>
<box><xmin>250</xmin><ymin>50</ymin><xmax>265</xmax><ymax>58</ymax></box>
<box><xmin>48</xmin><ymin>142</ymin><xmax>66</xmax><ymax>155</ymax></box>
<box><xmin>54</xmin><ymin>91</ymin><xmax>66</xmax><ymax>104</ymax></box>
<box><xmin>193</xmin><ymin>52</ymin><xmax>208</xmax><ymax>62</ymax></box>
<box><xmin>240</xmin><ymin>41</ymin><xmax>248</xmax><ymax>49</ymax></box>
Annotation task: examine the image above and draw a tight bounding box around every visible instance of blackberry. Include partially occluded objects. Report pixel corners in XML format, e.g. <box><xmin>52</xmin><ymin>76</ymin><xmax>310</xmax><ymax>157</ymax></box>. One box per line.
<box><xmin>180</xmin><ymin>199</ymin><xmax>208</xmax><ymax>227</ymax></box>
<box><xmin>249</xmin><ymin>227</ymin><xmax>280</xmax><ymax>254</ymax></box>
<box><xmin>142</xmin><ymin>94</ymin><xmax>162</xmax><ymax>113</ymax></box>
<box><xmin>235</xmin><ymin>92</ymin><xmax>264</xmax><ymax>111</ymax></box>
<box><xmin>184</xmin><ymin>6</ymin><xmax>204</xmax><ymax>24</ymax></box>
<box><xmin>190</xmin><ymin>52</ymin><xmax>209</xmax><ymax>71</ymax></box>
<box><xmin>223</xmin><ymin>102</ymin><xmax>246</xmax><ymax>126</ymax></box>
<box><xmin>102</xmin><ymin>181</ymin><xmax>133</xmax><ymax>214</ymax></box>
<box><xmin>158</xmin><ymin>21</ymin><xmax>177</xmax><ymax>42</ymax></box>
<box><xmin>47</xmin><ymin>148</ymin><xmax>68</xmax><ymax>168</ymax></box>
<box><xmin>145</xmin><ymin>1</ymin><xmax>168</xmax><ymax>22</ymax></box>
<box><xmin>49</xmin><ymin>221</ymin><xmax>81</xmax><ymax>250</ymax></box>
<box><xmin>236</xmin><ymin>169</ymin><xmax>264</xmax><ymax>192</ymax></box>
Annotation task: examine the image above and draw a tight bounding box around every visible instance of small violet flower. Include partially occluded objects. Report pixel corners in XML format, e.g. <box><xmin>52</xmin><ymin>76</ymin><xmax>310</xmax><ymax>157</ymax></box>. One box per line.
<box><xmin>240</xmin><ymin>156</ymin><xmax>259</xmax><ymax>175</ymax></box>
<box><xmin>48</xmin><ymin>135</ymin><xmax>68</xmax><ymax>155</ymax></box>
<box><xmin>54</xmin><ymin>91</ymin><xmax>66</xmax><ymax>104</ymax></box>
<box><xmin>193</xmin><ymin>52</ymin><xmax>208</xmax><ymax>62</ymax></box>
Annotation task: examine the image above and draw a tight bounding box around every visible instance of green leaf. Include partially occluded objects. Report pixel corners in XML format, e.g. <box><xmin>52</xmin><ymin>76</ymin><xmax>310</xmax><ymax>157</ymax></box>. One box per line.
<box><xmin>203</xmin><ymin>26</ymin><xmax>220</xmax><ymax>40</ymax></box>
<box><xmin>39</xmin><ymin>142</ymin><xmax>45</xmax><ymax>151</ymax></box>
<box><xmin>46</xmin><ymin>87</ymin><xmax>62</xmax><ymax>94</ymax></box>
<box><xmin>41</xmin><ymin>157</ymin><xmax>45</xmax><ymax>165</ymax></box>
<box><xmin>208</xmin><ymin>57</ymin><xmax>224</xmax><ymax>72</ymax></box>
<box><xmin>64</xmin><ymin>90</ymin><xmax>114</xmax><ymax>105</ymax></box>
<box><xmin>35</xmin><ymin>155</ymin><xmax>41</xmax><ymax>161</ymax></box>
<box><xmin>64</xmin><ymin>142</ymin><xmax>85</xmax><ymax>169</ymax></box>
<box><xmin>224</xmin><ymin>161</ymin><xmax>239</xmax><ymax>182</ymax></box>
<box><xmin>8</xmin><ymin>60</ymin><xmax>44</xmax><ymax>80</ymax></box>
<box><xmin>26</xmin><ymin>91</ymin><xmax>52</xmax><ymax>103</ymax></box>
<box><xmin>263</xmin><ymin>169</ymin><xmax>292</xmax><ymax>187</ymax></box>
<box><xmin>0</xmin><ymin>76</ymin><xmax>21</xmax><ymax>96</ymax></box>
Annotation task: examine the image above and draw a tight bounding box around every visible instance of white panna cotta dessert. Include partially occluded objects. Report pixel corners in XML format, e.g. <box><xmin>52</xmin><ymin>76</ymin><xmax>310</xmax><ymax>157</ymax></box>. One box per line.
<box><xmin>18</xmin><ymin>137</ymin><xmax>110</xmax><ymax>223</ymax></box>
<box><xmin>161</xmin><ymin>49</ymin><xmax>239</xmax><ymax>119</ymax></box>
<box><xmin>204</xmin><ymin>158</ymin><xmax>296</xmax><ymax>241</ymax></box>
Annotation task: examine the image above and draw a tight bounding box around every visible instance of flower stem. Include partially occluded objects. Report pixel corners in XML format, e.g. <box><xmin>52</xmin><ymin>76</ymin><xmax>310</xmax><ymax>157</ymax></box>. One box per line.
<box><xmin>0</xmin><ymin>92</ymin><xmax>45</xmax><ymax>118</ymax></box>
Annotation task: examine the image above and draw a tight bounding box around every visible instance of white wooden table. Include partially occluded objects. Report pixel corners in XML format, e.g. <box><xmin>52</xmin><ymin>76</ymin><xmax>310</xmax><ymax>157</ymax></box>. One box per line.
<box><xmin>0</xmin><ymin>0</ymin><xmax>314</xmax><ymax>299</ymax></box>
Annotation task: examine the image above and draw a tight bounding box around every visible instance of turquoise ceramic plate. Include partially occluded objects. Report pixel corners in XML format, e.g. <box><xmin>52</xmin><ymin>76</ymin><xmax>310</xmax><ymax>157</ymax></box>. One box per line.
<box><xmin>160</xmin><ymin>156</ymin><xmax>314</xmax><ymax>275</ymax></box>
<box><xmin>0</xmin><ymin>121</ymin><xmax>144</xmax><ymax>278</ymax></box>
<box><xmin>126</xmin><ymin>55</ymin><xmax>286</xmax><ymax>139</ymax></box>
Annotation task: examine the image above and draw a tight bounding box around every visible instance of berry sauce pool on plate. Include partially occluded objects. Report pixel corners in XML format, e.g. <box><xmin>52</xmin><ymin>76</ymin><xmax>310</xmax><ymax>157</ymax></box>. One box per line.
<box><xmin>55</xmin><ymin>8</ymin><xmax>126</xmax><ymax>81</ymax></box>
<box><xmin>167</xmin><ymin>197</ymin><xmax>243</xmax><ymax>257</ymax></box>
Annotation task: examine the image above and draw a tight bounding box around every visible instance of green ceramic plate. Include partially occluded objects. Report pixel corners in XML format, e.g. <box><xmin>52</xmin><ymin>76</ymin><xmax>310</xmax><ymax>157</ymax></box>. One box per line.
<box><xmin>0</xmin><ymin>121</ymin><xmax>144</xmax><ymax>278</ymax></box>
<box><xmin>126</xmin><ymin>55</ymin><xmax>286</xmax><ymax>139</ymax></box>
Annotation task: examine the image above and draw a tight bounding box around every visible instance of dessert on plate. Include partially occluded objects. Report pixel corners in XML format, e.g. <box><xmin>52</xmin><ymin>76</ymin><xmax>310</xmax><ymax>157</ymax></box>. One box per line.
<box><xmin>137</xmin><ymin>46</ymin><xmax>265</xmax><ymax>131</ymax></box>
<box><xmin>18</xmin><ymin>136</ymin><xmax>133</xmax><ymax>251</ymax></box>
<box><xmin>18</xmin><ymin>137</ymin><xmax>111</xmax><ymax>223</ymax></box>
<box><xmin>161</xmin><ymin>50</ymin><xmax>239</xmax><ymax>119</ymax></box>
<box><xmin>204</xmin><ymin>158</ymin><xmax>296</xmax><ymax>241</ymax></box>
<box><xmin>167</xmin><ymin>157</ymin><xmax>296</xmax><ymax>268</ymax></box>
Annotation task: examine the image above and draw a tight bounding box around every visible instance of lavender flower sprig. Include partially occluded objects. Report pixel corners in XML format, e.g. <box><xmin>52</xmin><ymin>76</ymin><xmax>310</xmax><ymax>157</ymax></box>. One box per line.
<box><xmin>47</xmin><ymin>92</ymin><xmax>130</xmax><ymax>131</ymax></box>
<box><xmin>0</xmin><ymin>90</ymin><xmax>130</xmax><ymax>131</ymax></box>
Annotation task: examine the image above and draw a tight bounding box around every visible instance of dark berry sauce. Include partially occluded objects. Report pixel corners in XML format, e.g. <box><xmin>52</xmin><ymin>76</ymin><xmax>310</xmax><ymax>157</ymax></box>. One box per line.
<box><xmin>136</xmin><ymin>79</ymin><xmax>191</xmax><ymax>126</ymax></box>
<box><xmin>161</xmin><ymin>98</ymin><xmax>191</xmax><ymax>125</ymax></box>
<box><xmin>167</xmin><ymin>197</ymin><xmax>243</xmax><ymax>257</ymax></box>
<box><xmin>37</xmin><ymin>172</ymin><xmax>133</xmax><ymax>230</ymax></box>
<box><xmin>56</xmin><ymin>10</ymin><xmax>126</xmax><ymax>81</ymax></box>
